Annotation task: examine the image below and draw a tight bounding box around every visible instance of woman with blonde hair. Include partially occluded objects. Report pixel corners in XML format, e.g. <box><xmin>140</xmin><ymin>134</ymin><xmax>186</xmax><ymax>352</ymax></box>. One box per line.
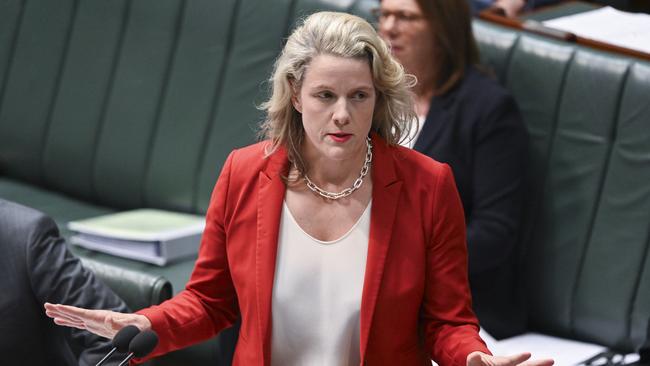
<box><xmin>46</xmin><ymin>11</ymin><xmax>551</xmax><ymax>366</ymax></box>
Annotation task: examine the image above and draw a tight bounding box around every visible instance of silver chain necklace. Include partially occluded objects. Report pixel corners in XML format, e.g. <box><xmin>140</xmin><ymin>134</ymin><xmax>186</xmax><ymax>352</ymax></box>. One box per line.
<box><xmin>304</xmin><ymin>137</ymin><xmax>373</xmax><ymax>200</ymax></box>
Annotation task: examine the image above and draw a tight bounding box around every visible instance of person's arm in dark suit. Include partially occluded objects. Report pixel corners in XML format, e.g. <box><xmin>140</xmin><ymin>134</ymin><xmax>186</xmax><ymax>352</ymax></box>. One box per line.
<box><xmin>467</xmin><ymin>93</ymin><xmax>528</xmax><ymax>276</ymax></box>
<box><xmin>528</xmin><ymin>0</ymin><xmax>564</xmax><ymax>8</ymax></box>
<box><xmin>27</xmin><ymin>214</ymin><xmax>130</xmax><ymax>366</ymax></box>
<box><xmin>470</xmin><ymin>0</ymin><xmax>497</xmax><ymax>14</ymax></box>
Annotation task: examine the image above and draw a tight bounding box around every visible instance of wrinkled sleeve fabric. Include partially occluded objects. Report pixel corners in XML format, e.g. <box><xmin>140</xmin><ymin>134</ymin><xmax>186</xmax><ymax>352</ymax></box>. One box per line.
<box><xmin>27</xmin><ymin>215</ymin><xmax>130</xmax><ymax>366</ymax></box>
<box><xmin>422</xmin><ymin>164</ymin><xmax>491</xmax><ymax>365</ymax></box>
<box><xmin>135</xmin><ymin>151</ymin><xmax>239</xmax><ymax>361</ymax></box>
<box><xmin>466</xmin><ymin>94</ymin><xmax>527</xmax><ymax>276</ymax></box>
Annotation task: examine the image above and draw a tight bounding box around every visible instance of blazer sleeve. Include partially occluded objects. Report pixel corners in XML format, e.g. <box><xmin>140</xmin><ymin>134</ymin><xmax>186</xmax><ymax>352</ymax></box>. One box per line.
<box><xmin>27</xmin><ymin>215</ymin><xmax>130</xmax><ymax>366</ymax></box>
<box><xmin>136</xmin><ymin>151</ymin><xmax>240</xmax><ymax>360</ymax></box>
<box><xmin>422</xmin><ymin>164</ymin><xmax>491</xmax><ymax>365</ymax></box>
<box><xmin>466</xmin><ymin>93</ymin><xmax>527</xmax><ymax>275</ymax></box>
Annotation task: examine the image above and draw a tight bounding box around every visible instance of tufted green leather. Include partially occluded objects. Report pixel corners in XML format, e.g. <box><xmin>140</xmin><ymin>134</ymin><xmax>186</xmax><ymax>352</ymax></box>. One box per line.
<box><xmin>0</xmin><ymin>0</ymin><xmax>377</xmax><ymax>215</ymax></box>
<box><xmin>473</xmin><ymin>21</ymin><xmax>519</xmax><ymax>84</ymax></box>
<box><xmin>619</xmin><ymin>63</ymin><xmax>650</xmax><ymax>349</ymax></box>
<box><xmin>528</xmin><ymin>48</ymin><xmax>628</xmax><ymax>337</ymax></box>
<box><xmin>0</xmin><ymin>0</ymin><xmax>76</xmax><ymax>184</ymax></box>
<box><xmin>571</xmin><ymin>62</ymin><xmax>650</xmax><ymax>349</ymax></box>
<box><xmin>475</xmin><ymin>19</ymin><xmax>650</xmax><ymax>352</ymax></box>
<box><xmin>81</xmin><ymin>258</ymin><xmax>172</xmax><ymax>311</ymax></box>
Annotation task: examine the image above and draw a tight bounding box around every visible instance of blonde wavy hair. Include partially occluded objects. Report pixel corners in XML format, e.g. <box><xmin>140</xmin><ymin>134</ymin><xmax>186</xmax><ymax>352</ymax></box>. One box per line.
<box><xmin>259</xmin><ymin>11</ymin><xmax>416</xmax><ymax>178</ymax></box>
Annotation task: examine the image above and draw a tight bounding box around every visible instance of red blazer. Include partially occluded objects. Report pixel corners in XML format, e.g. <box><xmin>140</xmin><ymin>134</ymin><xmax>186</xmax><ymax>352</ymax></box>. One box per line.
<box><xmin>137</xmin><ymin>134</ymin><xmax>489</xmax><ymax>365</ymax></box>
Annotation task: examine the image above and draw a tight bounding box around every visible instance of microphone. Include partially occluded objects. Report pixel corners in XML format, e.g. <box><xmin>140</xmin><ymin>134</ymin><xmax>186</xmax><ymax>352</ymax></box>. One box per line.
<box><xmin>95</xmin><ymin>325</ymin><xmax>141</xmax><ymax>366</ymax></box>
<box><xmin>117</xmin><ymin>330</ymin><xmax>159</xmax><ymax>366</ymax></box>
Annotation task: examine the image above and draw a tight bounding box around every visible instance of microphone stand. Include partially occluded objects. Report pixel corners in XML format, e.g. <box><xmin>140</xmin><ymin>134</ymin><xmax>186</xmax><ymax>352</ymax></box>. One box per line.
<box><xmin>117</xmin><ymin>352</ymin><xmax>135</xmax><ymax>366</ymax></box>
<box><xmin>95</xmin><ymin>348</ymin><xmax>116</xmax><ymax>366</ymax></box>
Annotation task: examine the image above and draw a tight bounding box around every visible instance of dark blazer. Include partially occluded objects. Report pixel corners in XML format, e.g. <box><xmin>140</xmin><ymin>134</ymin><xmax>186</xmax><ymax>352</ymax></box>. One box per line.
<box><xmin>137</xmin><ymin>134</ymin><xmax>490</xmax><ymax>365</ymax></box>
<box><xmin>414</xmin><ymin>67</ymin><xmax>528</xmax><ymax>339</ymax></box>
<box><xmin>0</xmin><ymin>199</ymin><xmax>129</xmax><ymax>365</ymax></box>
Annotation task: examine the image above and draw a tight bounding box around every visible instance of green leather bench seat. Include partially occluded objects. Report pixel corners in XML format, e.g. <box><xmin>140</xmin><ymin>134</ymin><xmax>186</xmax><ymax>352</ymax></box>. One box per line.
<box><xmin>81</xmin><ymin>258</ymin><xmax>172</xmax><ymax>312</ymax></box>
<box><xmin>0</xmin><ymin>0</ymin><xmax>257</xmax><ymax>213</ymax></box>
<box><xmin>474</xmin><ymin>19</ymin><xmax>650</xmax><ymax>352</ymax></box>
<box><xmin>0</xmin><ymin>178</ymin><xmax>113</xmax><ymax>232</ymax></box>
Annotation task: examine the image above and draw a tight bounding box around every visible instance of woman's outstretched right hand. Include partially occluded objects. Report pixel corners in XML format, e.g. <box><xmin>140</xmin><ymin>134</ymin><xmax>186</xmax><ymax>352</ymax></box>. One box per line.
<box><xmin>44</xmin><ymin>302</ymin><xmax>152</xmax><ymax>339</ymax></box>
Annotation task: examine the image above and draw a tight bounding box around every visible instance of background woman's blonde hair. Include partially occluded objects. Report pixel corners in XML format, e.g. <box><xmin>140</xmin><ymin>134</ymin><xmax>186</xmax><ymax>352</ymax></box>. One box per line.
<box><xmin>259</xmin><ymin>11</ymin><xmax>416</xmax><ymax>178</ymax></box>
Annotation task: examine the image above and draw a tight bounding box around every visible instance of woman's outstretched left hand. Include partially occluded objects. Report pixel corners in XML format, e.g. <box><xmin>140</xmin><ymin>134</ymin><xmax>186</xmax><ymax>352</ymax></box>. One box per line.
<box><xmin>44</xmin><ymin>302</ymin><xmax>151</xmax><ymax>339</ymax></box>
<box><xmin>467</xmin><ymin>352</ymin><xmax>554</xmax><ymax>366</ymax></box>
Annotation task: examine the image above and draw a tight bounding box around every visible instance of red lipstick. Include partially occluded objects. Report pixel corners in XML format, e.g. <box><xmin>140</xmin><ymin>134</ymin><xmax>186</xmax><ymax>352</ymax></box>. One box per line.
<box><xmin>328</xmin><ymin>133</ymin><xmax>352</xmax><ymax>143</ymax></box>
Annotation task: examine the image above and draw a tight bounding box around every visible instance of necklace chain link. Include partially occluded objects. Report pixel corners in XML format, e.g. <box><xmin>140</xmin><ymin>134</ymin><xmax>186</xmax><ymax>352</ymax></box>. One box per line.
<box><xmin>304</xmin><ymin>137</ymin><xmax>372</xmax><ymax>200</ymax></box>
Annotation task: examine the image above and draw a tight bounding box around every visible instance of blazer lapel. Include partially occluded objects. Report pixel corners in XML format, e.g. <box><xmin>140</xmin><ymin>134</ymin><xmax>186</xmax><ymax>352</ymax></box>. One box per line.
<box><xmin>413</xmin><ymin>92</ymin><xmax>456</xmax><ymax>153</ymax></box>
<box><xmin>360</xmin><ymin>134</ymin><xmax>403</xmax><ymax>360</ymax></box>
<box><xmin>256</xmin><ymin>147</ymin><xmax>288</xmax><ymax>365</ymax></box>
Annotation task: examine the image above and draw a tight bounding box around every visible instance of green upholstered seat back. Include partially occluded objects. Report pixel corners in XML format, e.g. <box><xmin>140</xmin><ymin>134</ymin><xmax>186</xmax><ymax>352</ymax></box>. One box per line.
<box><xmin>474</xmin><ymin>20</ymin><xmax>650</xmax><ymax>352</ymax></box>
<box><xmin>0</xmin><ymin>0</ymin><xmax>249</xmax><ymax>212</ymax></box>
<box><xmin>0</xmin><ymin>0</ymin><xmax>373</xmax><ymax>214</ymax></box>
<box><xmin>82</xmin><ymin>258</ymin><xmax>172</xmax><ymax>311</ymax></box>
<box><xmin>576</xmin><ymin>62</ymin><xmax>650</xmax><ymax>350</ymax></box>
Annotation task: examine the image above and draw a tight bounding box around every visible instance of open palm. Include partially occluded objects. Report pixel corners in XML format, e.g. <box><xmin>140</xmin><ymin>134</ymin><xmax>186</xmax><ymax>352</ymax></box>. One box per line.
<box><xmin>44</xmin><ymin>302</ymin><xmax>151</xmax><ymax>339</ymax></box>
<box><xmin>467</xmin><ymin>352</ymin><xmax>554</xmax><ymax>366</ymax></box>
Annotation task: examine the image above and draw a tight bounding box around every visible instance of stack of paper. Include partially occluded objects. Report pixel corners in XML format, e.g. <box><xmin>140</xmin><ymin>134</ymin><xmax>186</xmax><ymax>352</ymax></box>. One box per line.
<box><xmin>475</xmin><ymin>330</ymin><xmax>640</xmax><ymax>366</ymax></box>
<box><xmin>68</xmin><ymin>209</ymin><xmax>205</xmax><ymax>266</ymax></box>
<box><xmin>543</xmin><ymin>7</ymin><xmax>650</xmax><ymax>54</ymax></box>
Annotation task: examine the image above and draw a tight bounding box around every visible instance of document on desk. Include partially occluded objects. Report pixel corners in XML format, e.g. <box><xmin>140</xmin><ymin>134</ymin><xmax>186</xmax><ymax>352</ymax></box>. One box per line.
<box><xmin>68</xmin><ymin>209</ymin><xmax>205</xmax><ymax>266</ymax></box>
<box><xmin>432</xmin><ymin>330</ymin><xmax>640</xmax><ymax>365</ymax></box>
<box><xmin>543</xmin><ymin>6</ymin><xmax>650</xmax><ymax>54</ymax></box>
<box><xmin>480</xmin><ymin>331</ymin><xmax>640</xmax><ymax>365</ymax></box>
<box><xmin>490</xmin><ymin>332</ymin><xmax>606</xmax><ymax>364</ymax></box>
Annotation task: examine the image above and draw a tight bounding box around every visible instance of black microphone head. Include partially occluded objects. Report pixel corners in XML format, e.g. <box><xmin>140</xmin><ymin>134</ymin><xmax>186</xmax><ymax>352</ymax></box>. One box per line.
<box><xmin>112</xmin><ymin>325</ymin><xmax>141</xmax><ymax>352</ymax></box>
<box><xmin>128</xmin><ymin>330</ymin><xmax>158</xmax><ymax>358</ymax></box>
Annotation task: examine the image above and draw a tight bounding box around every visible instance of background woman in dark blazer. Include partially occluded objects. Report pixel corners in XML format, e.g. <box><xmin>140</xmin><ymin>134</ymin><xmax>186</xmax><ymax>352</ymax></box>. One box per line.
<box><xmin>378</xmin><ymin>0</ymin><xmax>529</xmax><ymax>339</ymax></box>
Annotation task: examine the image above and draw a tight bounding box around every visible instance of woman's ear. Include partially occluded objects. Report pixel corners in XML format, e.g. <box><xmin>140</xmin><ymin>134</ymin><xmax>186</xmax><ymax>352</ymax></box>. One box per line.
<box><xmin>290</xmin><ymin>81</ymin><xmax>302</xmax><ymax>113</ymax></box>
<box><xmin>291</xmin><ymin>94</ymin><xmax>302</xmax><ymax>113</ymax></box>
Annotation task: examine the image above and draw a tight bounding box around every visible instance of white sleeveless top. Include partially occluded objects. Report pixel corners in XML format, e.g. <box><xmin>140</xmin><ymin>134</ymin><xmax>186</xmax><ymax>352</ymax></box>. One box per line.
<box><xmin>271</xmin><ymin>201</ymin><xmax>371</xmax><ymax>366</ymax></box>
